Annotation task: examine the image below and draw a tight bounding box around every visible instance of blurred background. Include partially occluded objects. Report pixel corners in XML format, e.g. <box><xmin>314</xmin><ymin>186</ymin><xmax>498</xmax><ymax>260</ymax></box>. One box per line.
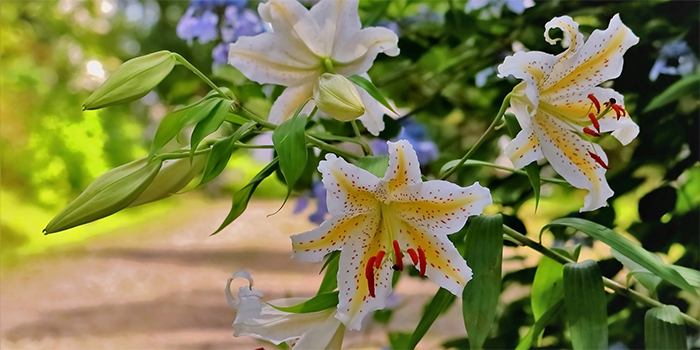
<box><xmin>1</xmin><ymin>0</ymin><xmax>698</xmax><ymax>349</ymax></box>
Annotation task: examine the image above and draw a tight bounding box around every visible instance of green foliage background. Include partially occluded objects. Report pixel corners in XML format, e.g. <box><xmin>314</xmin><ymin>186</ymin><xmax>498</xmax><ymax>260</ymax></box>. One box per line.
<box><xmin>1</xmin><ymin>0</ymin><xmax>698</xmax><ymax>348</ymax></box>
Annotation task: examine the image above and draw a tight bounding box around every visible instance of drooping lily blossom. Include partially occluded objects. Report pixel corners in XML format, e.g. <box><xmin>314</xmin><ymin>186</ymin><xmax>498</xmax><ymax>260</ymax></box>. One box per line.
<box><xmin>497</xmin><ymin>14</ymin><xmax>640</xmax><ymax>212</ymax></box>
<box><xmin>291</xmin><ymin>140</ymin><xmax>492</xmax><ymax>330</ymax></box>
<box><xmin>228</xmin><ymin>0</ymin><xmax>399</xmax><ymax>135</ymax></box>
<box><xmin>225</xmin><ymin>271</ymin><xmax>345</xmax><ymax>349</ymax></box>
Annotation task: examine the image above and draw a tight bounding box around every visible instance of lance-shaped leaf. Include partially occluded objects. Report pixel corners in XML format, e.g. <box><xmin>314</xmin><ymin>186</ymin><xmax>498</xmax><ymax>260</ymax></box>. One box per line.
<box><xmin>272</xmin><ymin>114</ymin><xmax>308</xmax><ymax>199</ymax></box>
<box><xmin>564</xmin><ymin>260</ymin><xmax>608</xmax><ymax>350</ymax></box>
<box><xmin>200</xmin><ymin>122</ymin><xmax>256</xmax><ymax>185</ymax></box>
<box><xmin>532</xmin><ymin>246</ymin><xmax>580</xmax><ymax>322</ymax></box>
<box><xmin>644</xmin><ymin>73</ymin><xmax>700</xmax><ymax>113</ymax></box>
<box><xmin>462</xmin><ymin>214</ymin><xmax>503</xmax><ymax>350</ymax></box>
<box><xmin>83</xmin><ymin>51</ymin><xmax>176</xmax><ymax>110</ymax></box>
<box><xmin>348</xmin><ymin>75</ymin><xmax>398</xmax><ymax>116</ymax></box>
<box><xmin>44</xmin><ymin>159</ymin><xmax>162</xmax><ymax>233</ymax></box>
<box><xmin>270</xmin><ymin>291</ymin><xmax>339</xmax><ymax>314</ymax></box>
<box><xmin>612</xmin><ymin>248</ymin><xmax>662</xmax><ymax>294</ymax></box>
<box><xmin>129</xmin><ymin>154</ymin><xmax>207</xmax><ymax>207</ymax></box>
<box><xmin>317</xmin><ymin>251</ymin><xmax>340</xmax><ymax>295</ymax></box>
<box><xmin>213</xmin><ymin>158</ymin><xmax>279</xmax><ymax>234</ymax></box>
<box><xmin>645</xmin><ymin>305</ymin><xmax>688</xmax><ymax>350</ymax></box>
<box><xmin>515</xmin><ymin>300</ymin><xmax>564</xmax><ymax>350</ymax></box>
<box><xmin>503</xmin><ymin>113</ymin><xmax>541</xmax><ymax>211</ymax></box>
<box><xmin>408</xmin><ymin>288</ymin><xmax>456</xmax><ymax>350</ymax></box>
<box><xmin>354</xmin><ymin>155</ymin><xmax>389</xmax><ymax>178</ymax></box>
<box><xmin>190</xmin><ymin>99</ymin><xmax>234</xmax><ymax>159</ymax></box>
<box><xmin>543</xmin><ymin>218</ymin><xmax>696</xmax><ymax>295</ymax></box>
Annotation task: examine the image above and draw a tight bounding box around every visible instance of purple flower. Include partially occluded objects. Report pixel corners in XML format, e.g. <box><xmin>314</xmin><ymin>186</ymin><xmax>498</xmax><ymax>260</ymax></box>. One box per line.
<box><xmin>465</xmin><ymin>0</ymin><xmax>534</xmax><ymax>18</ymax></box>
<box><xmin>212</xmin><ymin>42</ymin><xmax>230</xmax><ymax>65</ymax></box>
<box><xmin>649</xmin><ymin>40</ymin><xmax>698</xmax><ymax>82</ymax></box>
<box><xmin>370</xmin><ymin>119</ymin><xmax>439</xmax><ymax>165</ymax></box>
<box><xmin>294</xmin><ymin>181</ymin><xmax>329</xmax><ymax>225</ymax></box>
<box><xmin>177</xmin><ymin>7</ymin><xmax>219</xmax><ymax>44</ymax></box>
<box><xmin>221</xmin><ymin>6</ymin><xmax>264</xmax><ymax>43</ymax></box>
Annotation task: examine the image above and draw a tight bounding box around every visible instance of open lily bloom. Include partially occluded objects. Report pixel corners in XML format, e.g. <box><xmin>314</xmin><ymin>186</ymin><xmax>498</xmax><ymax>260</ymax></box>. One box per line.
<box><xmin>228</xmin><ymin>0</ymin><xmax>399</xmax><ymax>135</ymax></box>
<box><xmin>497</xmin><ymin>14</ymin><xmax>640</xmax><ymax>212</ymax></box>
<box><xmin>291</xmin><ymin>140</ymin><xmax>492</xmax><ymax>330</ymax></box>
<box><xmin>225</xmin><ymin>271</ymin><xmax>345</xmax><ymax>349</ymax></box>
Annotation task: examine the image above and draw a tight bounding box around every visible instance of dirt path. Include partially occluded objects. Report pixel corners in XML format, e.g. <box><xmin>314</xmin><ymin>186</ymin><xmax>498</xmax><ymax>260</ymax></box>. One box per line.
<box><xmin>0</xmin><ymin>197</ymin><xmax>471</xmax><ymax>350</ymax></box>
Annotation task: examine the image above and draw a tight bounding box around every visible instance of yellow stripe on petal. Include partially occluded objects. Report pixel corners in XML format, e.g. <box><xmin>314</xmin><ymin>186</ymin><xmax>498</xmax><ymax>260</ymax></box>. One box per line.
<box><xmin>532</xmin><ymin>111</ymin><xmax>613</xmax><ymax>212</ymax></box>
<box><xmin>291</xmin><ymin>214</ymin><xmax>372</xmax><ymax>262</ymax></box>
<box><xmin>384</xmin><ymin>140</ymin><xmax>422</xmax><ymax>191</ymax></box>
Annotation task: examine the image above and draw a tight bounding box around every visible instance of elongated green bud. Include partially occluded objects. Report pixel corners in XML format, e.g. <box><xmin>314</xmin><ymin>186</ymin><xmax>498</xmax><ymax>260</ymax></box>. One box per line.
<box><xmin>44</xmin><ymin>159</ymin><xmax>162</xmax><ymax>234</ymax></box>
<box><xmin>313</xmin><ymin>73</ymin><xmax>365</xmax><ymax>121</ymax></box>
<box><xmin>83</xmin><ymin>51</ymin><xmax>176</xmax><ymax>110</ymax></box>
<box><xmin>129</xmin><ymin>155</ymin><xmax>206</xmax><ymax>207</ymax></box>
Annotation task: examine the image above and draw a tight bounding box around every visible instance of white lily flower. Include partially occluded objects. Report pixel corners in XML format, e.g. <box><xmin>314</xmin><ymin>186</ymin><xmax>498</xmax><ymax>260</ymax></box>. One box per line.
<box><xmin>497</xmin><ymin>14</ymin><xmax>640</xmax><ymax>212</ymax></box>
<box><xmin>291</xmin><ymin>140</ymin><xmax>492</xmax><ymax>330</ymax></box>
<box><xmin>225</xmin><ymin>271</ymin><xmax>345</xmax><ymax>350</ymax></box>
<box><xmin>228</xmin><ymin>0</ymin><xmax>399</xmax><ymax>135</ymax></box>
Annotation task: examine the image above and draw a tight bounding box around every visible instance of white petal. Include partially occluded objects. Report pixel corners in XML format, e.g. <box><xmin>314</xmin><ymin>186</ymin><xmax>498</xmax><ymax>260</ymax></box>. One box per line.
<box><xmin>383</xmin><ymin>140</ymin><xmax>423</xmax><ymax>192</ymax></box>
<box><xmin>334</xmin><ymin>27</ymin><xmax>400</xmax><ymax>76</ymax></box>
<box><xmin>504</xmin><ymin>126</ymin><xmax>544</xmax><ymax>169</ymax></box>
<box><xmin>391</xmin><ymin>181</ymin><xmax>492</xmax><ymax>236</ymax></box>
<box><xmin>318</xmin><ymin>153</ymin><xmax>381</xmax><ymax>217</ymax></box>
<box><xmin>395</xmin><ymin>220</ymin><xmax>473</xmax><ymax>295</ymax></box>
<box><xmin>225</xmin><ymin>271</ymin><xmax>260</xmax><ymax>308</ymax></box>
<box><xmin>587</xmin><ymin>90</ymin><xmax>639</xmax><ymax>146</ymax></box>
<box><xmin>497</xmin><ymin>50</ymin><xmax>557</xmax><ymax>109</ymax></box>
<box><xmin>293</xmin><ymin>314</ymin><xmax>343</xmax><ymax>350</ymax></box>
<box><xmin>310</xmin><ymin>0</ymin><xmax>361</xmax><ymax>55</ymax></box>
<box><xmin>228</xmin><ymin>34</ymin><xmax>320</xmax><ymax>86</ymax></box>
<box><xmin>235</xmin><ymin>302</ymin><xmax>336</xmax><ymax>345</ymax></box>
<box><xmin>258</xmin><ymin>0</ymin><xmax>327</xmax><ymax>57</ymax></box>
<box><xmin>544</xmin><ymin>15</ymin><xmax>584</xmax><ymax>60</ymax></box>
<box><xmin>357</xmin><ymin>85</ymin><xmax>386</xmax><ymax>136</ymax></box>
<box><xmin>291</xmin><ymin>213</ymin><xmax>375</xmax><ymax>262</ymax></box>
<box><xmin>268</xmin><ymin>82</ymin><xmax>315</xmax><ymax>124</ymax></box>
<box><xmin>541</xmin><ymin>14</ymin><xmax>639</xmax><ymax>97</ymax></box>
<box><xmin>532</xmin><ymin>110</ymin><xmax>613</xmax><ymax>212</ymax></box>
<box><xmin>335</xmin><ymin>225</ymin><xmax>393</xmax><ymax>331</ymax></box>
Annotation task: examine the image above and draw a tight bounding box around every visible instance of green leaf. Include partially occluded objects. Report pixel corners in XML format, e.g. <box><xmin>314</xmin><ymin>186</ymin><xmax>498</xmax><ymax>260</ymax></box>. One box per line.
<box><xmin>542</xmin><ymin>218</ymin><xmax>697</xmax><ymax>295</ymax></box>
<box><xmin>611</xmin><ymin>248</ymin><xmax>662</xmax><ymax>293</ymax></box>
<box><xmin>213</xmin><ymin>158</ymin><xmax>279</xmax><ymax>234</ymax></box>
<box><xmin>149</xmin><ymin>97</ymin><xmax>222</xmax><ymax>158</ymax></box>
<box><xmin>643</xmin><ymin>73</ymin><xmax>700</xmax><ymax>113</ymax></box>
<box><xmin>317</xmin><ymin>251</ymin><xmax>340</xmax><ymax>295</ymax></box>
<box><xmin>389</xmin><ymin>332</ymin><xmax>412</xmax><ymax>350</ymax></box>
<box><xmin>269</xmin><ymin>291</ymin><xmax>339</xmax><ymax>314</ymax></box>
<box><xmin>272</xmin><ymin>114</ymin><xmax>308</xmax><ymax>199</ymax></box>
<box><xmin>200</xmin><ymin>122</ymin><xmax>256</xmax><ymax>185</ymax></box>
<box><xmin>355</xmin><ymin>155</ymin><xmax>389</xmax><ymax>178</ymax></box>
<box><xmin>563</xmin><ymin>260</ymin><xmax>608</xmax><ymax>350</ymax></box>
<box><xmin>645</xmin><ymin>305</ymin><xmax>688</xmax><ymax>350</ymax></box>
<box><xmin>515</xmin><ymin>300</ymin><xmax>564</xmax><ymax>350</ymax></box>
<box><xmin>190</xmin><ymin>99</ymin><xmax>234</xmax><ymax>159</ymax></box>
<box><xmin>44</xmin><ymin>159</ymin><xmax>162</xmax><ymax>233</ymax></box>
<box><xmin>462</xmin><ymin>215</ymin><xmax>503</xmax><ymax>350</ymax></box>
<box><xmin>408</xmin><ymin>288</ymin><xmax>456</xmax><ymax>350</ymax></box>
<box><xmin>670</xmin><ymin>265</ymin><xmax>700</xmax><ymax>288</ymax></box>
<box><xmin>83</xmin><ymin>51</ymin><xmax>176</xmax><ymax>110</ymax></box>
<box><xmin>503</xmin><ymin>113</ymin><xmax>541</xmax><ymax>211</ymax></box>
<box><xmin>531</xmin><ymin>246</ymin><xmax>580</xmax><ymax>320</ymax></box>
<box><xmin>347</xmin><ymin>75</ymin><xmax>397</xmax><ymax>115</ymax></box>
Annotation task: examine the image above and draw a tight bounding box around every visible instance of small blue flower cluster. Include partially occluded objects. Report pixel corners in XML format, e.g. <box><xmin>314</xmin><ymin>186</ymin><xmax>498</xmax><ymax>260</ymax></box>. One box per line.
<box><xmin>370</xmin><ymin>118</ymin><xmax>439</xmax><ymax>165</ymax></box>
<box><xmin>649</xmin><ymin>40</ymin><xmax>698</xmax><ymax>82</ymax></box>
<box><xmin>176</xmin><ymin>0</ymin><xmax>264</xmax><ymax>65</ymax></box>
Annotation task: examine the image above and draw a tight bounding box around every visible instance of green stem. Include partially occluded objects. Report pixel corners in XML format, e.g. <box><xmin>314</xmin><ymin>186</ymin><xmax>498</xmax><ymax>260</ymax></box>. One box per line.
<box><xmin>501</xmin><ymin>224</ymin><xmax>700</xmax><ymax>329</ymax></box>
<box><xmin>440</xmin><ymin>93</ymin><xmax>512</xmax><ymax>180</ymax></box>
<box><xmin>173</xmin><ymin>53</ymin><xmax>234</xmax><ymax>101</ymax></box>
<box><xmin>241</xmin><ymin>107</ymin><xmax>277</xmax><ymax>130</ymax></box>
<box><xmin>234</xmin><ymin>143</ymin><xmax>274</xmax><ymax>149</ymax></box>
<box><xmin>156</xmin><ymin>148</ymin><xmax>211</xmax><ymax>161</ymax></box>
<box><xmin>306</xmin><ymin>135</ymin><xmax>359</xmax><ymax>160</ymax></box>
<box><xmin>350</xmin><ymin>120</ymin><xmax>373</xmax><ymax>156</ymax></box>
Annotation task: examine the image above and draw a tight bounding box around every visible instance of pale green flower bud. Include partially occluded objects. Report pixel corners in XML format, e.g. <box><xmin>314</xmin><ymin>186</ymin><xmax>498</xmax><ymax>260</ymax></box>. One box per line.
<box><xmin>313</xmin><ymin>73</ymin><xmax>365</xmax><ymax>122</ymax></box>
<box><xmin>44</xmin><ymin>159</ymin><xmax>162</xmax><ymax>234</ymax></box>
<box><xmin>83</xmin><ymin>51</ymin><xmax>176</xmax><ymax>110</ymax></box>
<box><xmin>129</xmin><ymin>155</ymin><xmax>206</xmax><ymax>207</ymax></box>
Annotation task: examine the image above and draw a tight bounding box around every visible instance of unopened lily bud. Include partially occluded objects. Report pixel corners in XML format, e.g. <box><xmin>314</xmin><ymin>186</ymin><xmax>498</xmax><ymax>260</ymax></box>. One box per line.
<box><xmin>83</xmin><ymin>51</ymin><xmax>176</xmax><ymax>110</ymax></box>
<box><xmin>44</xmin><ymin>159</ymin><xmax>162</xmax><ymax>234</ymax></box>
<box><xmin>129</xmin><ymin>155</ymin><xmax>206</xmax><ymax>207</ymax></box>
<box><xmin>313</xmin><ymin>73</ymin><xmax>365</xmax><ymax>121</ymax></box>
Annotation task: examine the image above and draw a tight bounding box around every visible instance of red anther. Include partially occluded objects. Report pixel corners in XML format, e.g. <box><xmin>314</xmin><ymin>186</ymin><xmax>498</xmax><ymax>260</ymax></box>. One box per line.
<box><xmin>392</xmin><ymin>240</ymin><xmax>403</xmax><ymax>271</ymax></box>
<box><xmin>366</xmin><ymin>256</ymin><xmax>376</xmax><ymax>298</ymax></box>
<box><xmin>588</xmin><ymin>113</ymin><xmax>600</xmax><ymax>132</ymax></box>
<box><xmin>587</xmin><ymin>94</ymin><xmax>601</xmax><ymax>113</ymax></box>
<box><xmin>417</xmin><ymin>247</ymin><xmax>427</xmax><ymax>277</ymax></box>
<box><xmin>588</xmin><ymin>151</ymin><xmax>610</xmax><ymax>170</ymax></box>
<box><xmin>583</xmin><ymin>127</ymin><xmax>600</xmax><ymax>137</ymax></box>
<box><xmin>374</xmin><ymin>251</ymin><xmax>385</xmax><ymax>269</ymax></box>
<box><xmin>407</xmin><ymin>248</ymin><xmax>419</xmax><ymax>265</ymax></box>
<box><xmin>611</xmin><ymin>104</ymin><xmax>626</xmax><ymax>120</ymax></box>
